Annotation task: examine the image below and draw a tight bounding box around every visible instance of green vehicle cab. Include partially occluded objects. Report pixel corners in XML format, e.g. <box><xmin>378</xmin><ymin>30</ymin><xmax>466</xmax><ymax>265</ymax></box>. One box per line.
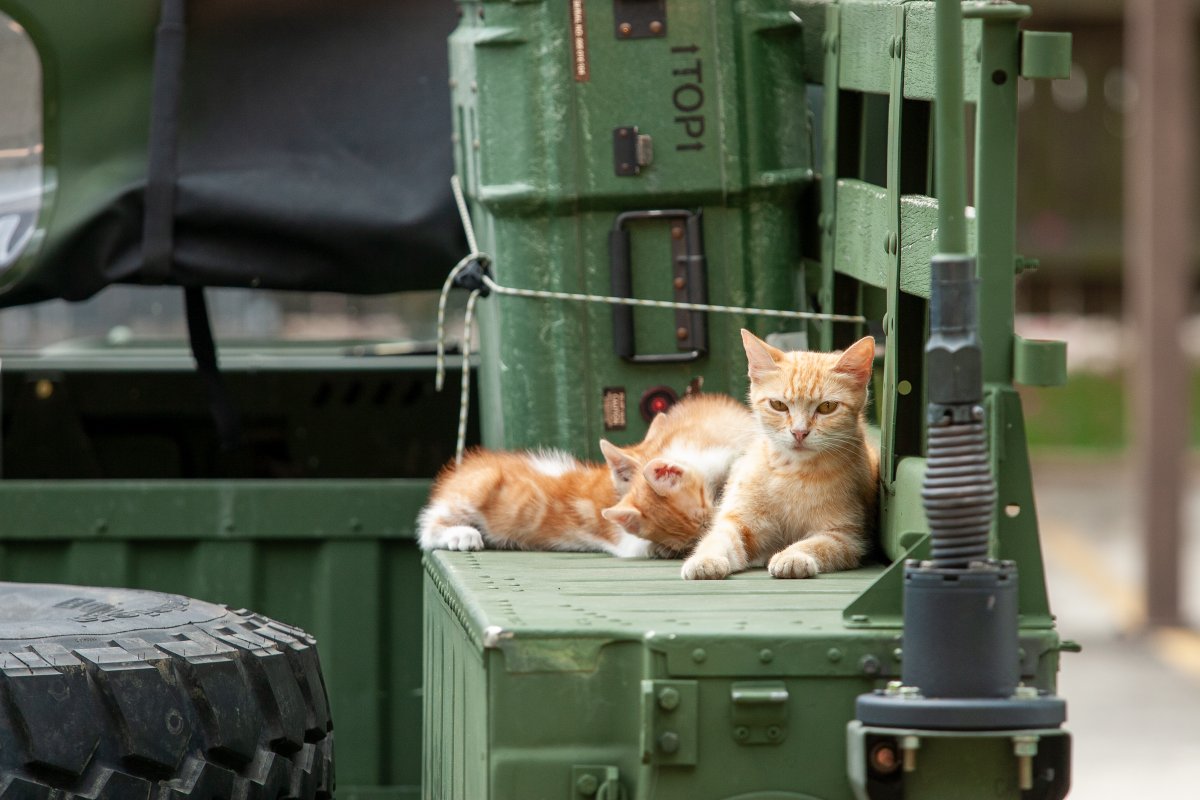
<box><xmin>0</xmin><ymin>2</ymin><xmax>1074</xmax><ymax>798</ymax></box>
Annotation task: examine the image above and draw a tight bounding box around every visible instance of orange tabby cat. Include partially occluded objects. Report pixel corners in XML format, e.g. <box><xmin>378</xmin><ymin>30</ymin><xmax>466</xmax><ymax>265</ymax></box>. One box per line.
<box><xmin>417</xmin><ymin>448</ymin><xmax>651</xmax><ymax>556</ymax></box>
<box><xmin>600</xmin><ymin>394</ymin><xmax>755</xmax><ymax>557</ymax></box>
<box><xmin>681</xmin><ymin>330</ymin><xmax>878</xmax><ymax>580</ymax></box>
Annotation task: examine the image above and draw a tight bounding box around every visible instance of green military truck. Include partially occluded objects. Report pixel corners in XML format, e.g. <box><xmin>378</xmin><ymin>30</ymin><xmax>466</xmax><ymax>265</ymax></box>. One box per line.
<box><xmin>0</xmin><ymin>1</ymin><xmax>1074</xmax><ymax>798</ymax></box>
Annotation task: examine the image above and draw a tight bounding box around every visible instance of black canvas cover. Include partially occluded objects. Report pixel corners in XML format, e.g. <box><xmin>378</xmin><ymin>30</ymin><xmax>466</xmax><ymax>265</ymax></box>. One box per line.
<box><xmin>4</xmin><ymin>0</ymin><xmax>464</xmax><ymax>306</ymax></box>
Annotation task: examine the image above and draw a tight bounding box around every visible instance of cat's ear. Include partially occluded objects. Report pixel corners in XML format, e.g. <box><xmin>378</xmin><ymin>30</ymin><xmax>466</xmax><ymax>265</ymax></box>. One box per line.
<box><xmin>834</xmin><ymin>335</ymin><xmax>876</xmax><ymax>387</ymax></box>
<box><xmin>602</xmin><ymin>506</ymin><xmax>642</xmax><ymax>534</ymax></box>
<box><xmin>741</xmin><ymin>329</ymin><xmax>783</xmax><ymax>380</ymax></box>
<box><xmin>600</xmin><ymin>440</ymin><xmax>640</xmax><ymax>484</ymax></box>
<box><xmin>644</xmin><ymin>411</ymin><xmax>670</xmax><ymax>441</ymax></box>
<box><xmin>644</xmin><ymin>458</ymin><xmax>687</xmax><ymax>495</ymax></box>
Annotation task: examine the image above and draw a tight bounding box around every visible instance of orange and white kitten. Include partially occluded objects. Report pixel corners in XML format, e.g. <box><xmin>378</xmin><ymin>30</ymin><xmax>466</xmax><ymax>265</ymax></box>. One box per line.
<box><xmin>681</xmin><ymin>330</ymin><xmax>878</xmax><ymax>580</ymax></box>
<box><xmin>599</xmin><ymin>394</ymin><xmax>755</xmax><ymax>557</ymax></box>
<box><xmin>417</xmin><ymin>449</ymin><xmax>651</xmax><ymax>557</ymax></box>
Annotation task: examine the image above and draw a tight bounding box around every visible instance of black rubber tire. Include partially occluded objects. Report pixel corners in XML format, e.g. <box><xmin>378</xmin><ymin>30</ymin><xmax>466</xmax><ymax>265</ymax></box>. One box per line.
<box><xmin>0</xmin><ymin>583</ymin><xmax>334</xmax><ymax>800</ymax></box>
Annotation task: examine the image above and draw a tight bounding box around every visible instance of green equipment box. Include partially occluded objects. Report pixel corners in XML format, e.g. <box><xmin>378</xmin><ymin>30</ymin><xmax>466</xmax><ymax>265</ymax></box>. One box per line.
<box><xmin>423</xmin><ymin>552</ymin><xmax>1062</xmax><ymax>799</ymax></box>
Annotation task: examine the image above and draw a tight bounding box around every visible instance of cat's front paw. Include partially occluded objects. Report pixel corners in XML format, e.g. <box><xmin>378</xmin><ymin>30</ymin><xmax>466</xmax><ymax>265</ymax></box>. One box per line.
<box><xmin>439</xmin><ymin>526</ymin><xmax>485</xmax><ymax>551</ymax></box>
<box><xmin>768</xmin><ymin>550</ymin><xmax>819</xmax><ymax>579</ymax></box>
<box><xmin>681</xmin><ymin>555</ymin><xmax>731</xmax><ymax>580</ymax></box>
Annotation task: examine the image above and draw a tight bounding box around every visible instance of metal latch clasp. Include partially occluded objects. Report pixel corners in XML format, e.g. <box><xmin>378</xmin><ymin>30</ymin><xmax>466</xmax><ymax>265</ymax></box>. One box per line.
<box><xmin>730</xmin><ymin>681</ymin><xmax>789</xmax><ymax>745</ymax></box>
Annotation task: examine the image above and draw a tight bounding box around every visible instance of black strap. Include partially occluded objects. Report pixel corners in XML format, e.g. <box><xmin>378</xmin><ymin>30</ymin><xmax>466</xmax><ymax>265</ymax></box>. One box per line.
<box><xmin>143</xmin><ymin>0</ymin><xmax>186</xmax><ymax>282</ymax></box>
<box><xmin>185</xmin><ymin>287</ymin><xmax>242</xmax><ymax>450</ymax></box>
<box><xmin>145</xmin><ymin>1</ymin><xmax>241</xmax><ymax>450</ymax></box>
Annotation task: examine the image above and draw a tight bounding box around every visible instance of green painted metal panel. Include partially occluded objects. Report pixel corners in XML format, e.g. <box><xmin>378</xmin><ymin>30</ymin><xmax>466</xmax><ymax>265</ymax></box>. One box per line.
<box><xmin>451</xmin><ymin>0</ymin><xmax>811</xmax><ymax>455</ymax></box>
<box><xmin>422</xmin><ymin>551</ymin><xmax>1064</xmax><ymax>799</ymax></box>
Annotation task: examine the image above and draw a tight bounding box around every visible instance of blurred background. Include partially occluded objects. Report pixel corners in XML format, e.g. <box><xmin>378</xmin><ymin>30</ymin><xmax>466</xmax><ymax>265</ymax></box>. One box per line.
<box><xmin>0</xmin><ymin>1</ymin><xmax>1196</xmax><ymax>796</ymax></box>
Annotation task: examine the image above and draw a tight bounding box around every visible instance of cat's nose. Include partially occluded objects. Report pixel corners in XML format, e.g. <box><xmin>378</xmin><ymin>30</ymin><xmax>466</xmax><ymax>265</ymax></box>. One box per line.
<box><xmin>792</xmin><ymin>429</ymin><xmax>809</xmax><ymax>444</ymax></box>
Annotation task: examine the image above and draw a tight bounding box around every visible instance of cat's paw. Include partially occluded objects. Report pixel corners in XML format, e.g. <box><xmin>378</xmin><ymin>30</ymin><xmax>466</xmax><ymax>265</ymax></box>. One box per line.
<box><xmin>768</xmin><ymin>550</ymin><xmax>820</xmax><ymax>579</ymax></box>
<box><xmin>681</xmin><ymin>555</ymin><xmax>731</xmax><ymax>580</ymax></box>
<box><xmin>438</xmin><ymin>526</ymin><xmax>485</xmax><ymax>551</ymax></box>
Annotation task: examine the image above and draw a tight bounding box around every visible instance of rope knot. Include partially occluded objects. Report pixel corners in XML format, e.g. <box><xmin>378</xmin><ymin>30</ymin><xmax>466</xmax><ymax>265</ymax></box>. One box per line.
<box><xmin>452</xmin><ymin>256</ymin><xmax>492</xmax><ymax>297</ymax></box>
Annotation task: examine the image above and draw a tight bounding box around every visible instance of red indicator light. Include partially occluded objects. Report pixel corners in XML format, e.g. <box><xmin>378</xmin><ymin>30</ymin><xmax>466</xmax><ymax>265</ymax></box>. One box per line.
<box><xmin>650</xmin><ymin>397</ymin><xmax>669</xmax><ymax>413</ymax></box>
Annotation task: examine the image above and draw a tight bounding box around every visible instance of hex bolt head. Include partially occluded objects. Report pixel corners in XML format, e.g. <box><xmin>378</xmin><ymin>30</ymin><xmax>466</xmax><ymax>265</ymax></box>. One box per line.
<box><xmin>657</xmin><ymin>731</ymin><xmax>680</xmax><ymax>754</ymax></box>
<box><xmin>657</xmin><ymin>687</ymin><xmax>680</xmax><ymax>711</ymax></box>
<box><xmin>860</xmin><ymin>654</ymin><xmax>882</xmax><ymax>676</ymax></box>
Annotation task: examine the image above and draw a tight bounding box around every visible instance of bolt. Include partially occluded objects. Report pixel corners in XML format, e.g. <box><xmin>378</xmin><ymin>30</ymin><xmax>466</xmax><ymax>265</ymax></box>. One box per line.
<box><xmin>759</xmin><ymin>648</ymin><xmax>774</xmax><ymax>663</ymax></box>
<box><xmin>34</xmin><ymin>379</ymin><xmax>54</xmax><ymax>400</ymax></box>
<box><xmin>618</xmin><ymin>22</ymin><xmax>633</xmax><ymax>37</ymax></box>
<box><xmin>576</xmin><ymin>774</ymin><xmax>599</xmax><ymax>796</ymax></box>
<box><xmin>860</xmin><ymin>654</ymin><xmax>881</xmax><ymax>676</ymax></box>
<box><xmin>826</xmin><ymin>647</ymin><xmax>843</xmax><ymax>663</ymax></box>
<box><xmin>673</xmin><ymin>276</ymin><xmax>686</xmax><ymax>290</ymax></box>
<box><xmin>885</xmin><ymin>680</ymin><xmax>903</xmax><ymax>696</ymax></box>
<box><xmin>899</xmin><ymin>685</ymin><xmax>921</xmax><ymax>698</ymax></box>
<box><xmin>869</xmin><ymin>741</ymin><xmax>901</xmax><ymax>775</ymax></box>
<box><xmin>671</xmin><ymin>225</ymin><xmax>684</xmax><ymax>240</ymax></box>
<box><xmin>1013</xmin><ymin>735</ymin><xmax>1039</xmax><ymax>791</ymax></box>
<box><xmin>901</xmin><ymin>735</ymin><xmax>920</xmax><ymax>772</ymax></box>
<box><xmin>658</xmin><ymin>730</ymin><xmax>680</xmax><ymax>754</ymax></box>
<box><xmin>649</xmin><ymin>20</ymin><xmax>664</xmax><ymax>34</ymax></box>
<box><xmin>733</xmin><ymin>726</ymin><xmax>750</xmax><ymax>741</ymax></box>
<box><xmin>1014</xmin><ymin>684</ymin><xmax>1039</xmax><ymax>700</ymax></box>
<box><xmin>691</xmin><ymin>648</ymin><xmax>707</xmax><ymax>663</ymax></box>
<box><xmin>657</xmin><ymin>687</ymin><xmax>680</xmax><ymax>711</ymax></box>
<box><xmin>676</xmin><ymin>327</ymin><xmax>689</xmax><ymax>341</ymax></box>
<box><xmin>892</xmin><ymin>647</ymin><xmax>903</xmax><ymax>661</ymax></box>
<box><xmin>766</xmin><ymin>725</ymin><xmax>782</xmax><ymax>740</ymax></box>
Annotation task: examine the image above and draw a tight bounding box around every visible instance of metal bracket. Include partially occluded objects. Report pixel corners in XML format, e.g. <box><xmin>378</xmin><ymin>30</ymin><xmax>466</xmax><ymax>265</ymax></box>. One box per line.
<box><xmin>730</xmin><ymin>681</ymin><xmax>789</xmax><ymax>745</ymax></box>
<box><xmin>608</xmin><ymin>209</ymin><xmax>708</xmax><ymax>363</ymax></box>
<box><xmin>640</xmin><ymin>680</ymin><xmax>697</xmax><ymax>765</ymax></box>
<box><xmin>612</xmin><ymin>0</ymin><xmax>666</xmax><ymax>39</ymax></box>
<box><xmin>613</xmin><ymin>126</ymin><xmax>653</xmax><ymax>176</ymax></box>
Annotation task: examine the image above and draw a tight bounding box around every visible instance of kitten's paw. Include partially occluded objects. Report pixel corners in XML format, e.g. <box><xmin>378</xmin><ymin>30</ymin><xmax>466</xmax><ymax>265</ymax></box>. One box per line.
<box><xmin>439</xmin><ymin>526</ymin><xmax>485</xmax><ymax>551</ymax></box>
<box><xmin>681</xmin><ymin>555</ymin><xmax>731</xmax><ymax>580</ymax></box>
<box><xmin>768</xmin><ymin>550</ymin><xmax>820</xmax><ymax>579</ymax></box>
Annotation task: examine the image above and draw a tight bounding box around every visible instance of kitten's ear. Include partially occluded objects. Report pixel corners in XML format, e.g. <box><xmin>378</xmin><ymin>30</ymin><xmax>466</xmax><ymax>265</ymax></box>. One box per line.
<box><xmin>644</xmin><ymin>411</ymin><xmax>670</xmax><ymax>441</ymax></box>
<box><xmin>600</xmin><ymin>439</ymin><xmax>640</xmax><ymax>484</ymax></box>
<box><xmin>834</xmin><ymin>336</ymin><xmax>876</xmax><ymax>387</ymax></box>
<box><xmin>644</xmin><ymin>458</ymin><xmax>687</xmax><ymax>496</ymax></box>
<box><xmin>740</xmin><ymin>329</ymin><xmax>783</xmax><ymax>380</ymax></box>
<box><xmin>602</xmin><ymin>506</ymin><xmax>642</xmax><ymax>534</ymax></box>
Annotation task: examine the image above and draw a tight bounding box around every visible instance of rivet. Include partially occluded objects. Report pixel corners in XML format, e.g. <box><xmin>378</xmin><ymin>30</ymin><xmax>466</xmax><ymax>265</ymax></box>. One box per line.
<box><xmin>733</xmin><ymin>726</ymin><xmax>750</xmax><ymax>741</ymax></box>
<box><xmin>766</xmin><ymin>725</ymin><xmax>782</xmax><ymax>740</ymax></box>
<box><xmin>860</xmin><ymin>654</ymin><xmax>882</xmax><ymax>675</ymax></box>
<box><xmin>619</xmin><ymin>128</ymin><xmax>630</xmax><ymax>138</ymax></box>
<box><xmin>649</xmin><ymin>20</ymin><xmax>664</xmax><ymax>35</ymax></box>
<box><xmin>34</xmin><ymin>379</ymin><xmax>54</xmax><ymax>400</ymax></box>
<box><xmin>658</xmin><ymin>731</ymin><xmax>680</xmax><ymax>753</ymax></box>
<box><xmin>676</xmin><ymin>327</ymin><xmax>689</xmax><ymax>341</ymax></box>
<box><xmin>576</xmin><ymin>774</ymin><xmax>599</xmax><ymax>796</ymax></box>
<box><xmin>657</xmin><ymin>687</ymin><xmax>681</xmax><ymax>711</ymax></box>
<box><xmin>759</xmin><ymin>648</ymin><xmax>774</xmax><ymax>663</ymax></box>
<box><xmin>892</xmin><ymin>647</ymin><xmax>903</xmax><ymax>661</ymax></box>
<box><xmin>691</xmin><ymin>648</ymin><xmax>707</xmax><ymax>663</ymax></box>
<box><xmin>826</xmin><ymin>647</ymin><xmax>843</xmax><ymax>663</ymax></box>
<box><xmin>619</xmin><ymin>22</ymin><xmax>633</xmax><ymax>37</ymax></box>
<box><xmin>671</xmin><ymin>225</ymin><xmax>684</xmax><ymax>240</ymax></box>
<box><xmin>673</xmin><ymin>276</ymin><xmax>686</xmax><ymax>290</ymax></box>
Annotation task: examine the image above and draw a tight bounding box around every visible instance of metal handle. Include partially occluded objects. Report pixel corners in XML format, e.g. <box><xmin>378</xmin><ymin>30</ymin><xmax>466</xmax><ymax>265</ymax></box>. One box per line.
<box><xmin>608</xmin><ymin>209</ymin><xmax>707</xmax><ymax>364</ymax></box>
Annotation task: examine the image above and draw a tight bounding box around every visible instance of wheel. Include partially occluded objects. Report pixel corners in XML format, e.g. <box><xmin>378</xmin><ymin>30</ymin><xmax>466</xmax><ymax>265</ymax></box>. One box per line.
<box><xmin>0</xmin><ymin>583</ymin><xmax>334</xmax><ymax>800</ymax></box>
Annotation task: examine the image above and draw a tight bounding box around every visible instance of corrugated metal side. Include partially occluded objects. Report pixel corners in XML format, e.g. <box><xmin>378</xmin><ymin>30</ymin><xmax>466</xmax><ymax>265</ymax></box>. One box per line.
<box><xmin>423</xmin><ymin>568</ymin><xmax>488</xmax><ymax>800</ymax></box>
<box><xmin>0</xmin><ymin>535</ymin><xmax>426</xmax><ymax>799</ymax></box>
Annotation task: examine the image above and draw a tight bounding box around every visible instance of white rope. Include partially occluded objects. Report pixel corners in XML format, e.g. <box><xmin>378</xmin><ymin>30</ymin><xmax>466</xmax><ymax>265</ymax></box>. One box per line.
<box><xmin>436</xmin><ymin>175</ymin><xmax>867</xmax><ymax>461</ymax></box>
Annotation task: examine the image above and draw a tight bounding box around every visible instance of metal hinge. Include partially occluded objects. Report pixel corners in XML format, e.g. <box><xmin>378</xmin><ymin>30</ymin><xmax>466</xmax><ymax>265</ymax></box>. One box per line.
<box><xmin>730</xmin><ymin>681</ymin><xmax>789</xmax><ymax>745</ymax></box>
<box><xmin>640</xmin><ymin>679</ymin><xmax>697</xmax><ymax>765</ymax></box>
<box><xmin>613</xmin><ymin>126</ymin><xmax>654</xmax><ymax>176</ymax></box>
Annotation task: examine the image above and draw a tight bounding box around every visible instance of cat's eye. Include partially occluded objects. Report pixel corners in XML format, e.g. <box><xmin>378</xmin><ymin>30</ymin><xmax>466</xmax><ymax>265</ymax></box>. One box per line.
<box><xmin>768</xmin><ymin>399</ymin><xmax>788</xmax><ymax>412</ymax></box>
<box><xmin>816</xmin><ymin>400</ymin><xmax>839</xmax><ymax>414</ymax></box>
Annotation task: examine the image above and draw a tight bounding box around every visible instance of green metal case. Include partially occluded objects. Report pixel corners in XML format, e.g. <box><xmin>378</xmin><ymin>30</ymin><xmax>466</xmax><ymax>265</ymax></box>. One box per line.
<box><xmin>450</xmin><ymin>0</ymin><xmax>813</xmax><ymax>454</ymax></box>
<box><xmin>422</xmin><ymin>552</ymin><xmax>1063</xmax><ymax>799</ymax></box>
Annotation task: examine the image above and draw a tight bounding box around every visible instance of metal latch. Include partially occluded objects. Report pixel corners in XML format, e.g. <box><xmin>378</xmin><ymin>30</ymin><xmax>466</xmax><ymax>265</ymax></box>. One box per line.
<box><xmin>613</xmin><ymin>0</ymin><xmax>666</xmax><ymax>39</ymax></box>
<box><xmin>572</xmin><ymin>765</ymin><xmax>624</xmax><ymax>799</ymax></box>
<box><xmin>613</xmin><ymin>126</ymin><xmax>653</xmax><ymax>176</ymax></box>
<box><xmin>608</xmin><ymin>209</ymin><xmax>708</xmax><ymax>364</ymax></box>
<box><xmin>730</xmin><ymin>681</ymin><xmax>789</xmax><ymax>745</ymax></box>
<box><xmin>640</xmin><ymin>680</ymin><xmax>697</xmax><ymax>765</ymax></box>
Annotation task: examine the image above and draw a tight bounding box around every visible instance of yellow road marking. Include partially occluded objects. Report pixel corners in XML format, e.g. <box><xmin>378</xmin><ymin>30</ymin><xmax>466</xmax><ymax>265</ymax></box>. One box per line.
<box><xmin>1040</xmin><ymin>519</ymin><xmax>1146</xmax><ymax>633</ymax></box>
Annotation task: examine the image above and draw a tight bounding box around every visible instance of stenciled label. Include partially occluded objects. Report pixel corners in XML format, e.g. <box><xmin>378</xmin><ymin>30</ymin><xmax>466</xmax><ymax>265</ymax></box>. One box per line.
<box><xmin>672</xmin><ymin>44</ymin><xmax>705</xmax><ymax>151</ymax></box>
<box><xmin>570</xmin><ymin>0</ymin><xmax>590</xmax><ymax>82</ymax></box>
<box><xmin>603</xmin><ymin>387</ymin><xmax>628</xmax><ymax>430</ymax></box>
